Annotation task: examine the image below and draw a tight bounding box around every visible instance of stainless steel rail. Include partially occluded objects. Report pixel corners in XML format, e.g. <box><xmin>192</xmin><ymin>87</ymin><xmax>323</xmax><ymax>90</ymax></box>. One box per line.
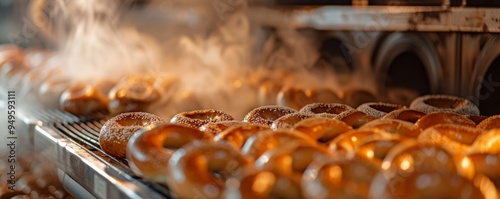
<box><xmin>16</xmin><ymin>107</ymin><xmax>172</xmax><ymax>199</ymax></box>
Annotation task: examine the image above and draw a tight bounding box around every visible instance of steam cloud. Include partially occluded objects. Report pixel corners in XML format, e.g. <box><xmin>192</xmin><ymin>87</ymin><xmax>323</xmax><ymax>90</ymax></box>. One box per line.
<box><xmin>24</xmin><ymin>0</ymin><xmax>378</xmax><ymax>119</ymax></box>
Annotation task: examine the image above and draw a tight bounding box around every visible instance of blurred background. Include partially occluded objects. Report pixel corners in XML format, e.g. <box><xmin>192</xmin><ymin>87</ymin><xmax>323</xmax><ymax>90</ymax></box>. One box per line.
<box><xmin>1</xmin><ymin>0</ymin><xmax>52</xmax><ymax>48</ymax></box>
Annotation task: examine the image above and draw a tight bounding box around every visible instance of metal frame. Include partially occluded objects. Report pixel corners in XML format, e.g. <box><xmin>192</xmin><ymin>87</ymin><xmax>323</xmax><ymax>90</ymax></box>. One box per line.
<box><xmin>251</xmin><ymin>5</ymin><xmax>500</xmax><ymax>100</ymax></box>
<box><xmin>267</xmin><ymin>6</ymin><xmax>500</xmax><ymax>32</ymax></box>
<box><xmin>33</xmin><ymin>125</ymin><xmax>167</xmax><ymax>199</ymax></box>
<box><xmin>470</xmin><ymin>35</ymin><xmax>500</xmax><ymax>97</ymax></box>
<box><xmin>15</xmin><ymin>107</ymin><xmax>170</xmax><ymax>199</ymax></box>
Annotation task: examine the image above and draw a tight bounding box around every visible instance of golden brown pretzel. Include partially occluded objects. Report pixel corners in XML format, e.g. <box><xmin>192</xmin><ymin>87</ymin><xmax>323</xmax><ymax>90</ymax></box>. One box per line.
<box><xmin>328</xmin><ymin>129</ymin><xmax>388</xmax><ymax>153</ymax></box>
<box><xmin>302</xmin><ymin>155</ymin><xmax>380</xmax><ymax>199</ymax></box>
<box><xmin>167</xmin><ymin>141</ymin><xmax>252</xmax><ymax>199</ymax></box>
<box><xmin>199</xmin><ymin>120</ymin><xmax>247</xmax><ymax>136</ymax></box>
<box><xmin>466</xmin><ymin>129</ymin><xmax>500</xmax><ymax>187</ymax></box>
<box><xmin>214</xmin><ymin>125</ymin><xmax>270</xmax><ymax>149</ymax></box>
<box><xmin>293</xmin><ymin>117</ymin><xmax>353</xmax><ymax>143</ymax></box>
<box><xmin>477</xmin><ymin>115</ymin><xmax>500</xmax><ymax>130</ymax></box>
<box><xmin>243</xmin><ymin>105</ymin><xmax>297</xmax><ymax>126</ymax></box>
<box><xmin>299</xmin><ymin>103</ymin><xmax>354</xmax><ymax>118</ymax></box>
<box><xmin>468</xmin><ymin>129</ymin><xmax>500</xmax><ymax>153</ymax></box>
<box><xmin>255</xmin><ymin>143</ymin><xmax>331</xmax><ymax>177</ymax></box>
<box><xmin>170</xmin><ymin>109</ymin><xmax>234</xmax><ymax>129</ymax></box>
<box><xmin>357</xmin><ymin>102</ymin><xmax>405</xmax><ymax>118</ymax></box>
<box><xmin>248</xmin><ymin>143</ymin><xmax>331</xmax><ymax>199</ymax></box>
<box><xmin>334</xmin><ymin>109</ymin><xmax>377</xmax><ymax>129</ymax></box>
<box><xmin>59</xmin><ymin>83</ymin><xmax>109</xmax><ymax>116</ymax></box>
<box><xmin>369</xmin><ymin>170</ymin><xmax>497</xmax><ymax>199</ymax></box>
<box><xmin>99</xmin><ymin>112</ymin><xmax>165</xmax><ymax>158</ymax></box>
<box><xmin>410</xmin><ymin>94</ymin><xmax>480</xmax><ymax>116</ymax></box>
<box><xmin>126</xmin><ymin>124</ymin><xmax>213</xmax><ymax>182</ymax></box>
<box><xmin>108</xmin><ymin>76</ymin><xmax>159</xmax><ymax>114</ymax></box>
<box><xmin>466</xmin><ymin>152</ymin><xmax>500</xmax><ymax>188</ymax></box>
<box><xmin>415</xmin><ymin>111</ymin><xmax>476</xmax><ymax>130</ymax></box>
<box><xmin>382</xmin><ymin>140</ymin><xmax>473</xmax><ymax>179</ymax></box>
<box><xmin>418</xmin><ymin>124</ymin><xmax>484</xmax><ymax>154</ymax></box>
<box><xmin>382</xmin><ymin>108</ymin><xmax>426</xmax><ymax>123</ymax></box>
<box><xmin>241</xmin><ymin>130</ymin><xmax>316</xmax><ymax>160</ymax></box>
<box><xmin>229</xmin><ymin>170</ymin><xmax>301</xmax><ymax>199</ymax></box>
<box><xmin>270</xmin><ymin>112</ymin><xmax>313</xmax><ymax>130</ymax></box>
<box><xmin>360</xmin><ymin>119</ymin><xmax>422</xmax><ymax>138</ymax></box>
<box><xmin>355</xmin><ymin>136</ymin><xmax>405</xmax><ymax>167</ymax></box>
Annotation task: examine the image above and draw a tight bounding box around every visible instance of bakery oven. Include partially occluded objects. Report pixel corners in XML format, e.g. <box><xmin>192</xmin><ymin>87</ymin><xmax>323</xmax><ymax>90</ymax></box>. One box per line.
<box><xmin>1</xmin><ymin>0</ymin><xmax>500</xmax><ymax>198</ymax></box>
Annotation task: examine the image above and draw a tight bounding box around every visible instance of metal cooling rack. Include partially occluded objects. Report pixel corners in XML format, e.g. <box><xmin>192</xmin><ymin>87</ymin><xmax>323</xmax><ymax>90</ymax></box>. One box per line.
<box><xmin>18</xmin><ymin>107</ymin><xmax>173</xmax><ymax>199</ymax></box>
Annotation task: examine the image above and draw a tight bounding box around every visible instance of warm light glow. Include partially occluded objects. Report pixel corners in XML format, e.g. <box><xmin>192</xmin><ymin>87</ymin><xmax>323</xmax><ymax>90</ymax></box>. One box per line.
<box><xmin>461</xmin><ymin>157</ymin><xmax>471</xmax><ymax>169</ymax></box>
<box><xmin>312</xmin><ymin>126</ymin><xmax>322</xmax><ymax>133</ymax></box>
<box><xmin>471</xmin><ymin>130</ymin><xmax>500</xmax><ymax>153</ymax></box>
<box><xmin>255</xmin><ymin>155</ymin><xmax>270</xmax><ymax>167</ymax></box>
<box><xmin>117</xmin><ymin>90</ymin><xmax>127</xmax><ymax>98</ymax></box>
<box><xmin>233</xmin><ymin>80</ymin><xmax>242</xmax><ymax>88</ymax></box>
<box><xmin>486</xmin><ymin>137</ymin><xmax>500</xmax><ymax>150</ymax></box>
<box><xmin>366</xmin><ymin>150</ymin><xmax>374</xmax><ymax>159</ymax></box>
<box><xmin>400</xmin><ymin>160</ymin><xmax>411</xmax><ymax>171</ymax></box>
<box><xmin>381</xmin><ymin>161</ymin><xmax>391</xmax><ymax>170</ymax></box>
<box><xmin>252</xmin><ymin>172</ymin><xmax>275</xmax><ymax>193</ymax></box>
<box><xmin>324</xmin><ymin>165</ymin><xmax>342</xmax><ymax>184</ymax></box>
<box><xmin>351</xmin><ymin>136</ymin><xmax>358</xmax><ymax>143</ymax></box>
<box><xmin>276</xmin><ymin>156</ymin><xmax>293</xmax><ymax>174</ymax></box>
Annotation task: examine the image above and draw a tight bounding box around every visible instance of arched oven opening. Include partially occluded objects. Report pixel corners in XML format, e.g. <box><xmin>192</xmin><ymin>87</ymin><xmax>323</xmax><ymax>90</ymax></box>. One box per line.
<box><xmin>385</xmin><ymin>51</ymin><xmax>431</xmax><ymax>95</ymax></box>
<box><xmin>478</xmin><ymin>56</ymin><xmax>500</xmax><ymax>116</ymax></box>
<box><xmin>319</xmin><ymin>38</ymin><xmax>353</xmax><ymax>74</ymax></box>
<box><xmin>373</xmin><ymin>33</ymin><xmax>441</xmax><ymax>105</ymax></box>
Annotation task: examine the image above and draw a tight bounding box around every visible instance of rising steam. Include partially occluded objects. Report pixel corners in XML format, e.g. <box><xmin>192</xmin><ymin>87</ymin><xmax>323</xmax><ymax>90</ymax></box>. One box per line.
<box><xmin>26</xmin><ymin>0</ymin><xmax>377</xmax><ymax>119</ymax></box>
